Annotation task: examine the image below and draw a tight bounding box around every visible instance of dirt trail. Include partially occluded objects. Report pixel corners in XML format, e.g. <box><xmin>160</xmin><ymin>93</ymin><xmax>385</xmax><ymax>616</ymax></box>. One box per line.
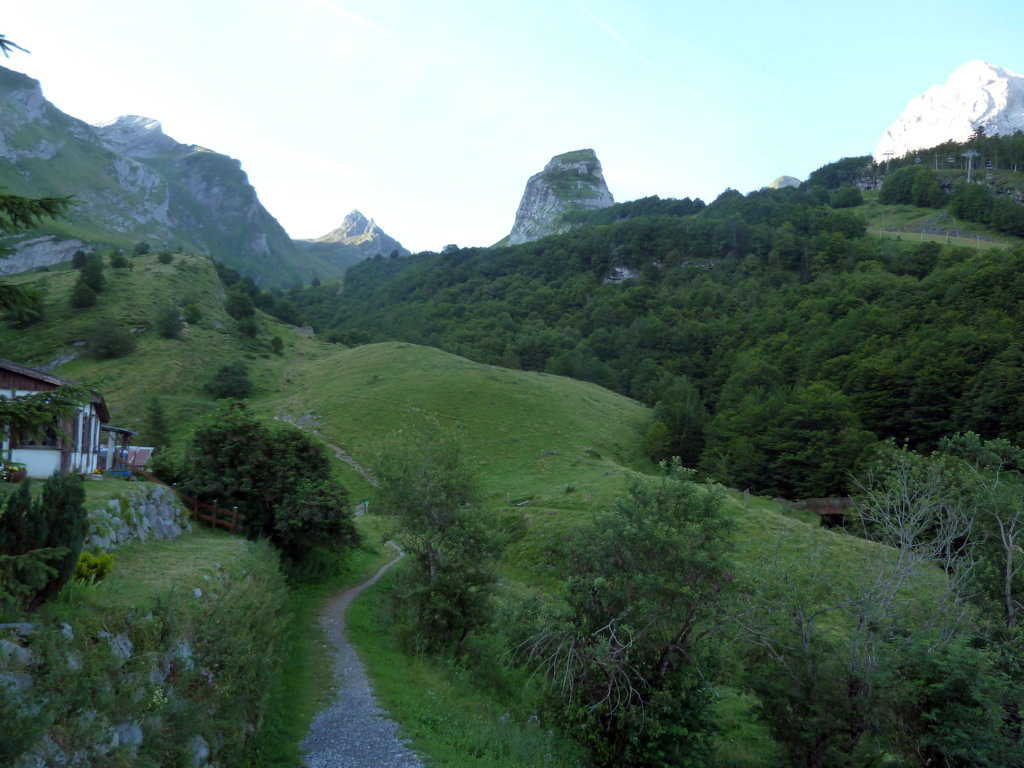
<box><xmin>301</xmin><ymin>546</ymin><xmax>421</xmax><ymax>767</ymax></box>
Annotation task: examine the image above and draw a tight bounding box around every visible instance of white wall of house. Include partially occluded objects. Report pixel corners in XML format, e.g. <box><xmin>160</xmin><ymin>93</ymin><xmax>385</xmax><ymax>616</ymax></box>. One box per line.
<box><xmin>4</xmin><ymin>388</ymin><xmax>103</xmax><ymax>477</ymax></box>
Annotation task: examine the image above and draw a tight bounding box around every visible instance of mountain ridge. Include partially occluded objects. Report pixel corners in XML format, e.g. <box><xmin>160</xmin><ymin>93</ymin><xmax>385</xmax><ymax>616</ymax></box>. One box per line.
<box><xmin>0</xmin><ymin>66</ymin><xmax>399</xmax><ymax>286</ymax></box>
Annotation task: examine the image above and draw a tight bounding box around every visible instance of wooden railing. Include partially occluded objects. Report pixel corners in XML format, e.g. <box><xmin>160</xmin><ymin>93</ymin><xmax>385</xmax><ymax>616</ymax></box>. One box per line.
<box><xmin>133</xmin><ymin>468</ymin><xmax>246</xmax><ymax>533</ymax></box>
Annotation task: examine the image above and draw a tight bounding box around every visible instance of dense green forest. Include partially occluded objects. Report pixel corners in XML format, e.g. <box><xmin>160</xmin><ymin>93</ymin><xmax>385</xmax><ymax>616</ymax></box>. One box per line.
<box><xmin>236</xmin><ymin>143</ymin><xmax>1024</xmax><ymax>499</ymax></box>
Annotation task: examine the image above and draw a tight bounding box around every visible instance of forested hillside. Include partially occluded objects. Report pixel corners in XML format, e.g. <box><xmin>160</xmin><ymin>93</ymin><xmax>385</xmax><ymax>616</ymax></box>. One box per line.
<box><xmin>270</xmin><ymin>150</ymin><xmax>1024</xmax><ymax>499</ymax></box>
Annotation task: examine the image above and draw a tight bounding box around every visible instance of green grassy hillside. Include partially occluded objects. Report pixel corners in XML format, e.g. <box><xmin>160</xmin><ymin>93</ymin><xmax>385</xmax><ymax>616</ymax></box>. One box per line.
<box><xmin>0</xmin><ymin>253</ymin><xmax>327</xmax><ymax>440</ymax></box>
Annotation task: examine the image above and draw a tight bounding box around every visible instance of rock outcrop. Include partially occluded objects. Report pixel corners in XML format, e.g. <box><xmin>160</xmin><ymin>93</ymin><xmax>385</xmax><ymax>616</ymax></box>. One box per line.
<box><xmin>769</xmin><ymin>175</ymin><xmax>801</xmax><ymax>189</ymax></box>
<box><xmin>295</xmin><ymin>209</ymin><xmax>409</xmax><ymax>272</ymax></box>
<box><xmin>508</xmin><ymin>149</ymin><xmax>614</xmax><ymax>245</ymax></box>
<box><xmin>874</xmin><ymin>61</ymin><xmax>1024</xmax><ymax>161</ymax></box>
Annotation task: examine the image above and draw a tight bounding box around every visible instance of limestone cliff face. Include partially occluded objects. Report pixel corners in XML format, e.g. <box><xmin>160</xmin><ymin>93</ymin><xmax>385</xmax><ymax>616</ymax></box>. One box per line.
<box><xmin>508</xmin><ymin>149</ymin><xmax>614</xmax><ymax>245</ymax></box>
<box><xmin>94</xmin><ymin>114</ymin><xmax>302</xmax><ymax>280</ymax></box>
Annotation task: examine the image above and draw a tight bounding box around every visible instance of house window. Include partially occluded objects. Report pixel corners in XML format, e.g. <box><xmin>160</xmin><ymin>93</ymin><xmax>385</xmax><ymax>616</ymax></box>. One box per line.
<box><xmin>13</xmin><ymin>423</ymin><xmax>59</xmax><ymax>449</ymax></box>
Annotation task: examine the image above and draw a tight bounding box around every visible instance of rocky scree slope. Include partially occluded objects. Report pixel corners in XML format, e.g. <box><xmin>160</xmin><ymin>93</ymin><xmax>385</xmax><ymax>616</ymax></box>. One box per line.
<box><xmin>507</xmin><ymin>148</ymin><xmax>614</xmax><ymax>245</ymax></box>
<box><xmin>875</xmin><ymin>60</ymin><xmax>1024</xmax><ymax>161</ymax></box>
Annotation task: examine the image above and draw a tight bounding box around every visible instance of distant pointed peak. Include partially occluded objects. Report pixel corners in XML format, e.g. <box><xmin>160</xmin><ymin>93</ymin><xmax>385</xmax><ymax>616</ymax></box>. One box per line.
<box><xmin>315</xmin><ymin>209</ymin><xmax>392</xmax><ymax>243</ymax></box>
<box><xmin>95</xmin><ymin>114</ymin><xmax>164</xmax><ymax>133</ymax></box>
<box><xmin>949</xmin><ymin>60</ymin><xmax>1021</xmax><ymax>80</ymax></box>
<box><xmin>342</xmin><ymin>209</ymin><xmax>371</xmax><ymax>228</ymax></box>
<box><xmin>93</xmin><ymin>114</ymin><xmax>180</xmax><ymax>157</ymax></box>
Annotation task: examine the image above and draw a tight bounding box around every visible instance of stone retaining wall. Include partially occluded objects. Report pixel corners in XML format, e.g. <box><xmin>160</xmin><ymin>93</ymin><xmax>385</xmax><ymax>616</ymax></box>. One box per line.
<box><xmin>86</xmin><ymin>484</ymin><xmax>192</xmax><ymax>552</ymax></box>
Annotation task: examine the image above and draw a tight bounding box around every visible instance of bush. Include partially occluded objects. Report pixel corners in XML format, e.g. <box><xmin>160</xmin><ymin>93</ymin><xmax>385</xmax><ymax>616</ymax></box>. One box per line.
<box><xmin>87</xmin><ymin>322</ymin><xmax>136</xmax><ymax>359</ymax></box>
<box><xmin>270</xmin><ymin>336</ymin><xmax>284</xmax><ymax>355</ymax></box>
<box><xmin>155</xmin><ymin>304</ymin><xmax>184</xmax><ymax>339</ymax></box>
<box><xmin>109</xmin><ymin>249</ymin><xmax>128</xmax><ymax>268</ymax></box>
<box><xmin>70</xmin><ymin>249</ymin><xmax>87</xmax><ymax>269</ymax></box>
<box><xmin>183</xmin><ymin>302</ymin><xmax>202</xmax><ymax>324</ymax></box>
<box><xmin>238</xmin><ymin>315</ymin><xmax>259</xmax><ymax>337</ymax></box>
<box><xmin>226</xmin><ymin>289</ymin><xmax>255</xmax><ymax>319</ymax></box>
<box><xmin>74</xmin><ymin>550</ymin><xmax>114</xmax><ymax>582</ymax></box>
<box><xmin>521</xmin><ymin>463</ymin><xmax>731</xmax><ymax>767</ymax></box>
<box><xmin>204</xmin><ymin>362</ymin><xmax>252</xmax><ymax>399</ymax></box>
<box><xmin>0</xmin><ymin>473</ymin><xmax>87</xmax><ymax>609</ymax></box>
<box><xmin>132</xmin><ymin>240</ymin><xmax>151</xmax><ymax>256</ymax></box>
<box><xmin>5</xmin><ymin>286</ymin><xmax>44</xmax><ymax>327</ymax></box>
<box><xmin>79</xmin><ymin>253</ymin><xmax>106</xmax><ymax>293</ymax></box>
<box><xmin>829</xmin><ymin>184</ymin><xmax>863</xmax><ymax>208</ymax></box>
<box><xmin>157</xmin><ymin>251</ymin><xmax>174</xmax><ymax>264</ymax></box>
<box><xmin>69</xmin><ymin>278</ymin><xmax>96</xmax><ymax>308</ymax></box>
<box><xmin>180</xmin><ymin>403</ymin><xmax>358</xmax><ymax>568</ymax></box>
<box><xmin>377</xmin><ymin>433</ymin><xmax>501</xmax><ymax>653</ymax></box>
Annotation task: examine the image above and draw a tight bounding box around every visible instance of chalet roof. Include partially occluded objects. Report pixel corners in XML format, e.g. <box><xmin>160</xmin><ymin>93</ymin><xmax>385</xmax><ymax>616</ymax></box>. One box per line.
<box><xmin>100</xmin><ymin>425</ymin><xmax>136</xmax><ymax>435</ymax></box>
<box><xmin>0</xmin><ymin>357</ymin><xmax>110</xmax><ymax>423</ymax></box>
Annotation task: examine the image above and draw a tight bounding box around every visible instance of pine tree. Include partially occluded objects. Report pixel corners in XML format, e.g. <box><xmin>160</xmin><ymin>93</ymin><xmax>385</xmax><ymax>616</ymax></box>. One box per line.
<box><xmin>29</xmin><ymin>473</ymin><xmax>86</xmax><ymax>607</ymax></box>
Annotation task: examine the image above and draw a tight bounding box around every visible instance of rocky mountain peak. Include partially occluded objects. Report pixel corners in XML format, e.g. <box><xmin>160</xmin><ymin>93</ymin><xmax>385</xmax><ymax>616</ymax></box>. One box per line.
<box><xmin>508</xmin><ymin>148</ymin><xmax>614</xmax><ymax>245</ymax></box>
<box><xmin>298</xmin><ymin>209</ymin><xmax>409</xmax><ymax>265</ymax></box>
<box><xmin>94</xmin><ymin>114</ymin><xmax>181</xmax><ymax>157</ymax></box>
<box><xmin>874</xmin><ymin>61</ymin><xmax>1024</xmax><ymax>161</ymax></box>
<box><xmin>315</xmin><ymin>209</ymin><xmax>380</xmax><ymax>243</ymax></box>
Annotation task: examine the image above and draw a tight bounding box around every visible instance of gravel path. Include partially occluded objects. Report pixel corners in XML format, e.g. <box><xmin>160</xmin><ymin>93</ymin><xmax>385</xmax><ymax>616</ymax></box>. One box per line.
<box><xmin>302</xmin><ymin>547</ymin><xmax>423</xmax><ymax>768</ymax></box>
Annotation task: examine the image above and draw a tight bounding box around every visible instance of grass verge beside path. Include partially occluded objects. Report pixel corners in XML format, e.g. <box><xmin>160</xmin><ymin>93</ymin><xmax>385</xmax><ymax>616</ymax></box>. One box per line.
<box><xmin>347</xmin><ymin>563</ymin><xmax>584</xmax><ymax>768</ymax></box>
<box><xmin>244</xmin><ymin>514</ymin><xmax>394</xmax><ymax>767</ymax></box>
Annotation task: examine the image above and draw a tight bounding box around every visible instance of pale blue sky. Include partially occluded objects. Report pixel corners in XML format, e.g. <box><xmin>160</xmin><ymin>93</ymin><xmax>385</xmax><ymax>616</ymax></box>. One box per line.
<box><xmin>5</xmin><ymin>1</ymin><xmax>1023</xmax><ymax>252</ymax></box>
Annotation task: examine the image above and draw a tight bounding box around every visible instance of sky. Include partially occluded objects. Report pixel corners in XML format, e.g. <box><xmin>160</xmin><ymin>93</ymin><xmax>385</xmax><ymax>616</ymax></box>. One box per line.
<box><xmin>4</xmin><ymin>0</ymin><xmax>1024</xmax><ymax>253</ymax></box>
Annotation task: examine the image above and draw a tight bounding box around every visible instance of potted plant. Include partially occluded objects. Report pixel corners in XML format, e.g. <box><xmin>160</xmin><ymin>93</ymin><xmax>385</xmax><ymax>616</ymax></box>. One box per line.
<box><xmin>2</xmin><ymin>460</ymin><xmax>27</xmax><ymax>483</ymax></box>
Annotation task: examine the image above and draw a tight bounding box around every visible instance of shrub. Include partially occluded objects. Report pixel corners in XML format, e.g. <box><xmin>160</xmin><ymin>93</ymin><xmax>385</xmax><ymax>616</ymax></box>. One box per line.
<box><xmin>70</xmin><ymin>249</ymin><xmax>87</xmax><ymax>268</ymax></box>
<box><xmin>5</xmin><ymin>286</ymin><xmax>44</xmax><ymax>327</ymax></box>
<box><xmin>521</xmin><ymin>463</ymin><xmax>731</xmax><ymax>767</ymax></box>
<box><xmin>74</xmin><ymin>550</ymin><xmax>114</xmax><ymax>582</ymax></box>
<box><xmin>132</xmin><ymin>240</ymin><xmax>151</xmax><ymax>256</ymax></box>
<box><xmin>270</xmin><ymin>336</ymin><xmax>284</xmax><ymax>355</ymax></box>
<box><xmin>180</xmin><ymin>403</ymin><xmax>358</xmax><ymax>568</ymax></box>
<box><xmin>238</xmin><ymin>315</ymin><xmax>259</xmax><ymax>337</ymax></box>
<box><xmin>183</xmin><ymin>302</ymin><xmax>201</xmax><ymax>324</ymax></box>
<box><xmin>155</xmin><ymin>304</ymin><xmax>184</xmax><ymax>339</ymax></box>
<box><xmin>377</xmin><ymin>433</ymin><xmax>501</xmax><ymax>653</ymax></box>
<box><xmin>0</xmin><ymin>473</ymin><xmax>87</xmax><ymax>609</ymax></box>
<box><xmin>204</xmin><ymin>362</ymin><xmax>252</xmax><ymax>399</ymax></box>
<box><xmin>87</xmin><ymin>322</ymin><xmax>136</xmax><ymax>359</ymax></box>
<box><xmin>69</xmin><ymin>278</ymin><xmax>96</xmax><ymax>308</ymax></box>
<box><xmin>79</xmin><ymin>253</ymin><xmax>106</xmax><ymax>293</ymax></box>
<box><xmin>226</xmin><ymin>289</ymin><xmax>255</xmax><ymax>319</ymax></box>
<box><xmin>157</xmin><ymin>251</ymin><xmax>174</xmax><ymax>264</ymax></box>
<box><xmin>829</xmin><ymin>184</ymin><xmax>863</xmax><ymax>208</ymax></box>
<box><xmin>108</xmin><ymin>249</ymin><xmax>128</xmax><ymax>268</ymax></box>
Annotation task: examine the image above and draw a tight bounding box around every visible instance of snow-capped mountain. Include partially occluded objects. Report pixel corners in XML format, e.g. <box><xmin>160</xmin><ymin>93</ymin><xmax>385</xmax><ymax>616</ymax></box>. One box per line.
<box><xmin>874</xmin><ymin>61</ymin><xmax>1024</xmax><ymax>161</ymax></box>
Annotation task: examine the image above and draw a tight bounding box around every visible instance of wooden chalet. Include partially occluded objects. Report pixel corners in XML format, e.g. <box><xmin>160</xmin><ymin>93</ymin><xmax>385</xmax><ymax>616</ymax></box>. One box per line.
<box><xmin>1</xmin><ymin>358</ymin><xmax>112</xmax><ymax>478</ymax></box>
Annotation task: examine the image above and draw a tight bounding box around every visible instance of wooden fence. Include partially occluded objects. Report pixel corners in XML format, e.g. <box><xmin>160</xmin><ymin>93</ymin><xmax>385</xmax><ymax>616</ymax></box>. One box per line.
<box><xmin>133</xmin><ymin>468</ymin><xmax>246</xmax><ymax>533</ymax></box>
